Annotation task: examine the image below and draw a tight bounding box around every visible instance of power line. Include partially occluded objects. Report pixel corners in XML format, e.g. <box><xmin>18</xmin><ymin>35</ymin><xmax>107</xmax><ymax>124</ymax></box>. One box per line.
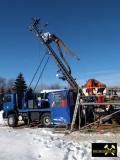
<box><xmin>28</xmin><ymin>52</ymin><xmax>47</xmax><ymax>89</ymax></box>
<box><xmin>33</xmin><ymin>56</ymin><xmax>50</xmax><ymax>92</ymax></box>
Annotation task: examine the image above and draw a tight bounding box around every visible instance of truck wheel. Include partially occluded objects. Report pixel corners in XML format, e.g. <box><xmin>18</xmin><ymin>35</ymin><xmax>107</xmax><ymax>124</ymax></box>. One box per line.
<box><xmin>8</xmin><ymin>114</ymin><xmax>18</xmax><ymax>127</ymax></box>
<box><xmin>41</xmin><ymin>113</ymin><xmax>51</xmax><ymax>127</ymax></box>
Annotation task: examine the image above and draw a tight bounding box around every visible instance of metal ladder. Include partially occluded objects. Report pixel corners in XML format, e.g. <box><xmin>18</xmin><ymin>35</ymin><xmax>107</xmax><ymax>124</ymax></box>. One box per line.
<box><xmin>70</xmin><ymin>90</ymin><xmax>81</xmax><ymax>131</ymax></box>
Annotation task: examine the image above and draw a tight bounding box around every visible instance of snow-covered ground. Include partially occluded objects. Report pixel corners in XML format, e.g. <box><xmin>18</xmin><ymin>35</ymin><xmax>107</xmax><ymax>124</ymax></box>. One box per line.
<box><xmin>0</xmin><ymin>111</ymin><xmax>120</xmax><ymax>160</ymax></box>
<box><xmin>0</xmin><ymin>110</ymin><xmax>4</xmax><ymax>125</ymax></box>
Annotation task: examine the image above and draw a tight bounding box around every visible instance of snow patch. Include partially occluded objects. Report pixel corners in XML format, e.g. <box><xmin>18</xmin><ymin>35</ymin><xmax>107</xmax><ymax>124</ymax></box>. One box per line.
<box><xmin>0</xmin><ymin>111</ymin><xmax>4</xmax><ymax>125</ymax></box>
<box><xmin>0</xmin><ymin>126</ymin><xmax>120</xmax><ymax>160</ymax></box>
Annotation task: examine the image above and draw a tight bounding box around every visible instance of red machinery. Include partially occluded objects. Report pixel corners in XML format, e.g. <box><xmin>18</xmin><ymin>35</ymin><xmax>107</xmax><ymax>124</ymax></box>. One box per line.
<box><xmin>86</xmin><ymin>79</ymin><xmax>106</xmax><ymax>95</ymax></box>
<box><xmin>86</xmin><ymin>79</ymin><xmax>106</xmax><ymax>103</ymax></box>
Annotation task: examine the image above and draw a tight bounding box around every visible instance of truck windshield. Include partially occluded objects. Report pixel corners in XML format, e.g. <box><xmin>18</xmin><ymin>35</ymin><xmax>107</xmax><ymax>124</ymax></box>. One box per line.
<box><xmin>3</xmin><ymin>96</ymin><xmax>11</xmax><ymax>102</ymax></box>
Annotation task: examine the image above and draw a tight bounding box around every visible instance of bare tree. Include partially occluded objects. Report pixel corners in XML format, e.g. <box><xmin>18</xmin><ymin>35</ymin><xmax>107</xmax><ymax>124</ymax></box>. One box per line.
<box><xmin>0</xmin><ymin>77</ymin><xmax>6</xmax><ymax>93</ymax></box>
<box><xmin>6</xmin><ymin>79</ymin><xmax>15</xmax><ymax>93</ymax></box>
<box><xmin>0</xmin><ymin>77</ymin><xmax>16</xmax><ymax>93</ymax></box>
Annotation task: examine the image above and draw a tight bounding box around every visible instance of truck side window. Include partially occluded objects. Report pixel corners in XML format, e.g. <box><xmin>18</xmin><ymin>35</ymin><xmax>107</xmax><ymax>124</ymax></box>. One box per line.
<box><xmin>52</xmin><ymin>92</ymin><xmax>66</xmax><ymax>107</ymax></box>
<box><xmin>54</xmin><ymin>94</ymin><xmax>62</xmax><ymax>101</ymax></box>
<box><xmin>3</xmin><ymin>96</ymin><xmax>11</xmax><ymax>102</ymax></box>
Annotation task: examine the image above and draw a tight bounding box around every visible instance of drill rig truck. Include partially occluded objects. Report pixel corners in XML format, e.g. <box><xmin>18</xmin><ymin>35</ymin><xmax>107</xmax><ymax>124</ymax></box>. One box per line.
<box><xmin>1</xmin><ymin>18</ymin><xmax>120</xmax><ymax>130</ymax></box>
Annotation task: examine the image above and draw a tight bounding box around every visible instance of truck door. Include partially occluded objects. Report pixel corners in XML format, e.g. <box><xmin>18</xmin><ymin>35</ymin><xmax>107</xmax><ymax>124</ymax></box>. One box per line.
<box><xmin>2</xmin><ymin>94</ymin><xmax>15</xmax><ymax>112</ymax></box>
<box><xmin>48</xmin><ymin>90</ymin><xmax>70</xmax><ymax>124</ymax></box>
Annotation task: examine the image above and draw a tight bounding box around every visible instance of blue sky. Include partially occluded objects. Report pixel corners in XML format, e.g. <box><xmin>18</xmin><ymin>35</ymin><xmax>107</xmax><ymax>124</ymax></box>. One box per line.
<box><xmin>0</xmin><ymin>0</ymin><xmax>120</xmax><ymax>87</ymax></box>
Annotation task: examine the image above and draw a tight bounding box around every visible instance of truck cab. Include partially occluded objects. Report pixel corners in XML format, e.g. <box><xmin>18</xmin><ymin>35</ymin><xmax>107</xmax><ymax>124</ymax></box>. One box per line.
<box><xmin>2</xmin><ymin>92</ymin><xmax>50</xmax><ymax>127</ymax></box>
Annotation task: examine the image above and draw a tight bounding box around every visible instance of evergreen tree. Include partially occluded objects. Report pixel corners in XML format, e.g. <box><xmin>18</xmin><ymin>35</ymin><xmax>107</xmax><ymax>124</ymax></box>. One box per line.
<box><xmin>14</xmin><ymin>73</ymin><xmax>27</xmax><ymax>96</ymax></box>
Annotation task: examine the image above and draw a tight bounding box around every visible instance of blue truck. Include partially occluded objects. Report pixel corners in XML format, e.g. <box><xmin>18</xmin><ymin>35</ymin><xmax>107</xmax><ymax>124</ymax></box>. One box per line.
<box><xmin>0</xmin><ymin>18</ymin><xmax>80</xmax><ymax>128</ymax></box>
<box><xmin>1</xmin><ymin>89</ymin><xmax>76</xmax><ymax>127</ymax></box>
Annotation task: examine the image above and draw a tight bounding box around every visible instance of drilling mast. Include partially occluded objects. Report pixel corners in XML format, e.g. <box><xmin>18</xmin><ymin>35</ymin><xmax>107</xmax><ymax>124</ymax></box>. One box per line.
<box><xmin>30</xmin><ymin>18</ymin><xmax>79</xmax><ymax>91</ymax></box>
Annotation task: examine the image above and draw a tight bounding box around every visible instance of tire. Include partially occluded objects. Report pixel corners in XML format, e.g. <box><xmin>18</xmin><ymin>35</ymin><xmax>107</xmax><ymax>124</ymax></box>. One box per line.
<box><xmin>41</xmin><ymin>113</ymin><xmax>51</xmax><ymax>127</ymax></box>
<box><xmin>8</xmin><ymin>114</ymin><xmax>18</xmax><ymax>127</ymax></box>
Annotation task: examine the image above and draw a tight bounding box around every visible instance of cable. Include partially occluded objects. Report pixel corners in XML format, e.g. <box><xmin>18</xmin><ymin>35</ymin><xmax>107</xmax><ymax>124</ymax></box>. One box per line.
<box><xmin>33</xmin><ymin>56</ymin><xmax>50</xmax><ymax>92</ymax></box>
<box><xmin>57</xmin><ymin>43</ymin><xmax>71</xmax><ymax>74</ymax></box>
<box><xmin>28</xmin><ymin>52</ymin><xmax>47</xmax><ymax>89</ymax></box>
<box><xmin>50</xmin><ymin>34</ymin><xmax>80</xmax><ymax>61</ymax></box>
<box><xmin>57</xmin><ymin>38</ymin><xmax>80</xmax><ymax>61</ymax></box>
